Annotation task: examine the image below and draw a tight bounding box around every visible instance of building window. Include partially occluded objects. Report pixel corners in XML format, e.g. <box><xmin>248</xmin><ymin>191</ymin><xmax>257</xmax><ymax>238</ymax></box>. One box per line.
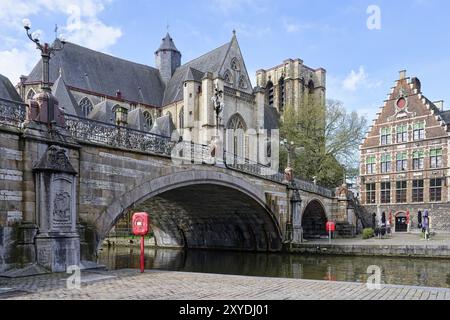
<box><xmin>381</xmin><ymin>154</ymin><xmax>391</xmax><ymax>173</ymax></box>
<box><xmin>396</xmin><ymin>124</ymin><xmax>408</xmax><ymax>143</ymax></box>
<box><xmin>278</xmin><ymin>77</ymin><xmax>285</xmax><ymax>112</ymax></box>
<box><xmin>266</xmin><ymin>81</ymin><xmax>274</xmax><ymax>108</ymax></box>
<box><xmin>430</xmin><ymin>178</ymin><xmax>443</xmax><ymax>202</ymax></box>
<box><xmin>366</xmin><ymin>155</ymin><xmax>376</xmax><ymax>174</ymax></box>
<box><xmin>396</xmin><ymin>181</ymin><xmax>407</xmax><ymax>203</ymax></box>
<box><xmin>380</xmin><ymin>127</ymin><xmax>392</xmax><ymax>145</ymax></box>
<box><xmin>413</xmin><ymin>122</ymin><xmax>425</xmax><ymax>141</ymax></box>
<box><xmin>412</xmin><ymin>180</ymin><xmax>424</xmax><ymax>203</ymax></box>
<box><xmin>238</xmin><ymin>75</ymin><xmax>247</xmax><ymax>89</ymax></box>
<box><xmin>143</xmin><ymin>111</ymin><xmax>153</xmax><ymax>129</ymax></box>
<box><xmin>308</xmin><ymin>80</ymin><xmax>315</xmax><ymax>94</ymax></box>
<box><xmin>178</xmin><ymin>107</ymin><xmax>184</xmax><ymax>129</ymax></box>
<box><xmin>224</xmin><ymin>70</ymin><xmax>233</xmax><ymax>84</ymax></box>
<box><xmin>366</xmin><ymin>183</ymin><xmax>376</xmax><ymax>204</ymax></box>
<box><xmin>430</xmin><ymin>148</ymin><xmax>443</xmax><ymax>169</ymax></box>
<box><xmin>412</xmin><ymin>150</ymin><xmax>424</xmax><ymax>170</ymax></box>
<box><xmin>26</xmin><ymin>88</ymin><xmax>36</xmax><ymax>101</ymax></box>
<box><xmin>396</xmin><ymin>152</ymin><xmax>408</xmax><ymax>172</ymax></box>
<box><xmin>231</xmin><ymin>58</ymin><xmax>240</xmax><ymax>71</ymax></box>
<box><xmin>381</xmin><ymin>182</ymin><xmax>391</xmax><ymax>204</ymax></box>
<box><xmin>79</xmin><ymin>97</ymin><xmax>93</xmax><ymax>118</ymax></box>
<box><xmin>227</xmin><ymin>114</ymin><xmax>247</xmax><ymax>159</ymax></box>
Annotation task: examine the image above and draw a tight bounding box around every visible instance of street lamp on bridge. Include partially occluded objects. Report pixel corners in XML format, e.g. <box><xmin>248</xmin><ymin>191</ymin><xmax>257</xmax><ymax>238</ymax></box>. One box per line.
<box><xmin>22</xmin><ymin>19</ymin><xmax>66</xmax><ymax>126</ymax></box>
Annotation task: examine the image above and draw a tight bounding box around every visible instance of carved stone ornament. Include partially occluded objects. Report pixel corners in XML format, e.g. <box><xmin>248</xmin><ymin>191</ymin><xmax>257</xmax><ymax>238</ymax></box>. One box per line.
<box><xmin>33</xmin><ymin>145</ymin><xmax>77</xmax><ymax>174</ymax></box>
<box><xmin>388</xmin><ymin>87</ymin><xmax>416</xmax><ymax>121</ymax></box>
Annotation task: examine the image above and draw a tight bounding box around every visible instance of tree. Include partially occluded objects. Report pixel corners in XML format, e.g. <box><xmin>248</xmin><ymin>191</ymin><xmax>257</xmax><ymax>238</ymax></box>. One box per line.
<box><xmin>280</xmin><ymin>99</ymin><xmax>367</xmax><ymax>188</ymax></box>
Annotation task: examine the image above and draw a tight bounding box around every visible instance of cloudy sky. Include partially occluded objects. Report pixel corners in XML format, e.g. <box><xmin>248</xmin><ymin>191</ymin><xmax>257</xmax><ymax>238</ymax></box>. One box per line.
<box><xmin>1</xmin><ymin>0</ymin><xmax>449</xmax><ymax>122</ymax></box>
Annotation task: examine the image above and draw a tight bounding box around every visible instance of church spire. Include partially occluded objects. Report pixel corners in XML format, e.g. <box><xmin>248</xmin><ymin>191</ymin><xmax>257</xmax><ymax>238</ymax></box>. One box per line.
<box><xmin>155</xmin><ymin>32</ymin><xmax>181</xmax><ymax>85</ymax></box>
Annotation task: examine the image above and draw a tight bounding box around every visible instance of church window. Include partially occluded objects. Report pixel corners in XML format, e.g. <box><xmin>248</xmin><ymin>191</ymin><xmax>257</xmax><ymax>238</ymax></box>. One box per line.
<box><xmin>278</xmin><ymin>77</ymin><xmax>285</xmax><ymax>112</ymax></box>
<box><xmin>79</xmin><ymin>97</ymin><xmax>93</xmax><ymax>118</ymax></box>
<box><xmin>143</xmin><ymin>111</ymin><xmax>153</xmax><ymax>129</ymax></box>
<box><xmin>308</xmin><ymin>80</ymin><xmax>315</xmax><ymax>94</ymax></box>
<box><xmin>266</xmin><ymin>81</ymin><xmax>274</xmax><ymax>107</ymax></box>
<box><xmin>227</xmin><ymin>114</ymin><xmax>247</xmax><ymax>159</ymax></box>
<box><xmin>224</xmin><ymin>70</ymin><xmax>233</xmax><ymax>84</ymax></box>
<box><xmin>238</xmin><ymin>75</ymin><xmax>247</xmax><ymax>89</ymax></box>
<box><xmin>231</xmin><ymin>58</ymin><xmax>240</xmax><ymax>71</ymax></box>
<box><xmin>179</xmin><ymin>107</ymin><xmax>184</xmax><ymax>128</ymax></box>
<box><xmin>26</xmin><ymin>88</ymin><xmax>36</xmax><ymax>100</ymax></box>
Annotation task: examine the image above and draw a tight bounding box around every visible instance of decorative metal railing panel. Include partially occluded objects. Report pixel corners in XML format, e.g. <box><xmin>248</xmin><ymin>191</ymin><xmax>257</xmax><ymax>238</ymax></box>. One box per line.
<box><xmin>1</xmin><ymin>110</ymin><xmax>334</xmax><ymax>198</ymax></box>
<box><xmin>0</xmin><ymin>98</ymin><xmax>27</xmax><ymax>127</ymax></box>
<box><xmin>64</xmin><ymin>114</ymin><xmax>174</xmax><ymax>156</ymax></box>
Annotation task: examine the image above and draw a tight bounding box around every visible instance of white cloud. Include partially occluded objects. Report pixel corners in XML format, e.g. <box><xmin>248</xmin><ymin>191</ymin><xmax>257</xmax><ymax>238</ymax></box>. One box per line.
<box><xmin>342</xmin><ymin>66</ymin><xmax>382</xmax><ymax>91</ymax></box>
<box><xmin>0</xmin><ymin>0</ymin><xmax>121</xmax><ymax>83</ymax></box>
<box><xmin>282</xmin><ymin>19</ymin><xmax>313</xmax><ymax>34</ymax></box>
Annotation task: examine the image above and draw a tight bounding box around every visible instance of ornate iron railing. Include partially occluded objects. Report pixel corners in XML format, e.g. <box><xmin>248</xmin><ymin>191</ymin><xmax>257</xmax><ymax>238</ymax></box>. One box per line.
<box><xmin>1</xmin><ymin>110</ymin><xmax>334</xmax><ymax>198</ymax></box>
<box><xmin>0</xmin><ymin>98</ymin><xmax>27</xmax><ymax>127</ymax></box>
<box><xmin>64</xmin><ymin>114</ymin><xmax>175</xmax><ymax>156</ymax></box>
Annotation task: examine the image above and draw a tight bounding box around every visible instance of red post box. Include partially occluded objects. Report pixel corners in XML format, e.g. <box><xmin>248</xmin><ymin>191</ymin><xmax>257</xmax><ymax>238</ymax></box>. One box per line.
<box><xmin>132</xmin><ymin>212</ymin><xmax>149</xmax><ymax>273</ymax></box>
<box><xmin>326</xmin><ymin>221</ymin><xmax>336</xmax><ymax>232</ymax></box>
<box><xmin>132</xmin><ymin>212</ymin><xmax>149</xmax><ymax>236</ymax></box>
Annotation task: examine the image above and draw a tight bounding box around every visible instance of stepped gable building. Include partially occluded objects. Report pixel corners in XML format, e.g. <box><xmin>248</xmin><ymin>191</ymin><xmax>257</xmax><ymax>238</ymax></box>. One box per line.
<box><xmin>360</xmin><ymin>70</ymin><xmax>450</xmax><ymax>232</ymax></box>
<box><xmin>16</xmin><ymin>32</ymin><xmax>325</xmax><ymax>153</ymax></box>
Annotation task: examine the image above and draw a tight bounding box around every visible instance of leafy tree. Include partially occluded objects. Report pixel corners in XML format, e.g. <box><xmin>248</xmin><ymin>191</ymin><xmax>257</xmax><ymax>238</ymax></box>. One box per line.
<box><xmin>280</xmin><ymin>99</ymin><xmax>367</xmax><ymax>188</ymax></box>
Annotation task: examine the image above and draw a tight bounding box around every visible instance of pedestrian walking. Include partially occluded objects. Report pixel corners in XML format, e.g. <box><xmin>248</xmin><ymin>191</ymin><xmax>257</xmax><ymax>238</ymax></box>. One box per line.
<box><xmin>423</xmin><ymin>210</ymin><xmax>430</xmax><ymax>240</ymax></box>
<box><xmin>372</xmin><ymin>212</ymin><xmax>376</xmax><ymax>229</ymax></box>
<box><xmin>418</xmin><ymin>210</ymin><xmax>422</xmax><ymax>229</ymax></box>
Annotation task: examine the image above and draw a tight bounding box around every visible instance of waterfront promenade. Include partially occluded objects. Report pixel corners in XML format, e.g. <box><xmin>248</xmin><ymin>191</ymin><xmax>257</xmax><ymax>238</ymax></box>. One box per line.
<box><xmin>1</xmin><ymin>269</ymin><xmax>449</xmax><ymax>300</ymax></box>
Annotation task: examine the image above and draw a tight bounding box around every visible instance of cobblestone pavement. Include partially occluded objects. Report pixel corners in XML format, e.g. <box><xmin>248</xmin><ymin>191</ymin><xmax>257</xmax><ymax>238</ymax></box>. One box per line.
<box><xmin>1</xmin><ymin>269</ymin><xmax>450</xmax><ymax>300</ymax></box>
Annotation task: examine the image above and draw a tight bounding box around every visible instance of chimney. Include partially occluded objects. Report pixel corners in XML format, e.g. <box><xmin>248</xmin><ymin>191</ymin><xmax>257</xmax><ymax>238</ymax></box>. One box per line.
<box><xmin>399</xmin><ymin>70</ymin><xmax>407</xmax><ymax>80</ymax></box>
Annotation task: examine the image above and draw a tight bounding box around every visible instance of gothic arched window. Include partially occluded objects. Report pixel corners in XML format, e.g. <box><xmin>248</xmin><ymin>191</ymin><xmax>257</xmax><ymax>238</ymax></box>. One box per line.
<box><xmin>26</xmin><ymin>89</ymin><xmax>36</xmax><ymax>101</ymax></box>
<box><xmin>79</xmin><ymin>97</ymin><xmax>93</xmax><ymax>118</ymax></box>
<box><xmin>278</xmin><ymin>77</ymin><xmax>285</xmax><ymax>112</ymax></box>
<box><xmin>224</xmin><ymin>70</ymin><xmax>233</xmax><ymax>84</ymax></box>
<box><xmin>231</xmin><ymin>58</ymin><xmax>240</xmax><ymax>71</ymax></box>
<box><xmin>308</xmin><ymin>80</ymin><xmax>315</xmax><ymax>94</ymax></box>
<box><xmin>238</xmin><ymin>75</ymin><xmax>247</xmax><ymax>89</ymax></box>
<box><xmin>266</xmin><ymin>81</ymin><xmax>274</xmax><ymax>107</ymax></box>
<box><xmin>143</xmin><ymin>111</ymin><xmax>153</xmax><ymax>129</ymax></box>
<box><xmin>227</xmin><ymin>114</ymin><xmax>247</xmax><ymax>159</ymax></box>
<box><xmin>179</xmin><ymin>107</ymin><xmax>184</xmax><ymax>129</ymax></box>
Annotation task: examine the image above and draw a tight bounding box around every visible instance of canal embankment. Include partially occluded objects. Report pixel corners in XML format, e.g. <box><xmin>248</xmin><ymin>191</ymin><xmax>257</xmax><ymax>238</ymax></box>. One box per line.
<box><xmin>287</xmin><ymin>232</ymin><xmax>450</xmax><ymax>258</ymax></box>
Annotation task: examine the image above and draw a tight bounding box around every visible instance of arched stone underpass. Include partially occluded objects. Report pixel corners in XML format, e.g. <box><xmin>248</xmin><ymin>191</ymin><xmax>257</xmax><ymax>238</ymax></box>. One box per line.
<box><xmin>302</xmin><ymin>200</ymin><xmax>328</xmax><ymax>239</ymax></box>
<box><xmin>128</xmin><ymin>185</ymin><xmax>282</xmax><ymax>252</ymax></box>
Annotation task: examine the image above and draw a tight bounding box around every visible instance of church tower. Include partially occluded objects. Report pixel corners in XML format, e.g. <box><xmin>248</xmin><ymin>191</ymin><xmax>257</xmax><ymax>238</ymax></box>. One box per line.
<box><xmin>155</xmin><ymin>33</ymin><xmax>181</xmax><ymax>85</ymax></box>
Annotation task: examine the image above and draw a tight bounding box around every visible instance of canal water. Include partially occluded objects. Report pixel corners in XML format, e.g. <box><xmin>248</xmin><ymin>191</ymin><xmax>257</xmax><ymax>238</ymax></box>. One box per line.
<box><xmin>97</xmin><ymin>246</ymin><xmax>450</xmax><ymax>289</ymax></box>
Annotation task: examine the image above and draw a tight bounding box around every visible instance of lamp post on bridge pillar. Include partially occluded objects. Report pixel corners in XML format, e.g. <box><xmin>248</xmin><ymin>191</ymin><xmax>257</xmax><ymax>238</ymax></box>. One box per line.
<box><xmin>210</xmin><ymin>85</ymin><xmax>224</xmax><ymax>165</ymax></box>
<box><xmin>280</xmin><ymin>139</ymin><xmax>304</xmax><ymax>244</ymax></box>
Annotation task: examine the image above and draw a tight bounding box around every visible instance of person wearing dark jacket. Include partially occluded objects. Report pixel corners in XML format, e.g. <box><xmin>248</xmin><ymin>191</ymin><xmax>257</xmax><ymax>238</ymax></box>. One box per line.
<box><xmin>418</xmin><ymin>211</ymin><xmax>422</xmax><ymax>229</ymax></box>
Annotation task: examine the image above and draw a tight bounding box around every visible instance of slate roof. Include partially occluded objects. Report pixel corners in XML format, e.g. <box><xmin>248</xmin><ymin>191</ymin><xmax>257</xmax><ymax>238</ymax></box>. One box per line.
<box><xmin>156</xmin><ymin>33</ymin><xmax>180</xmax><ymax>53</ymax></box>
<box><xmin>439</xmin><ymin>110</ymin><xmax>450</xmax><ymax>124</ymax></box>
<box><xmin>0</xmin><ymin>74</ymin><xmax>22</xmax><ymax>102</ymax></box>
<box><xmin>88</xmin><ymin>100</ymin><xmax>119</xmax><ymax>123</ymax></box>
<box><xmin>128</xmin><ymin>108</ymin><xmax>150</xmax><ymax>131</ymax></box>
<box><xmin>162</xmin><ymin>42</ymin><xmax>231</xmax><ymax>105</ymax></box>
<box><xmin>150</xmin><ymin>114</ymin><xmax>176</xmax><ymax>137</ymax></box>
<box><xmin>52</xmin><ymin>74</ymin><xmax>80</xmax><ymax>116</ymax></box>
<box><xmin>25</xmin><ymin>41</ymin><xmax>165</xmax><ymax>107</ymax></box>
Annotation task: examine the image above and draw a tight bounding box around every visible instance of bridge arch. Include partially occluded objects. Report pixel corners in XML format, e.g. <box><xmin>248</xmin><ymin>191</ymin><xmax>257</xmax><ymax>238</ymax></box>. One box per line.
<box><xmin>302</xmin><ymin>199</ymin><xmax>328</xmax><ymax>239</ymax></box>
<box><xmin>93</xmin><ymin>170</ymin><xmax>283</xmax><ymax>253</ymax></box>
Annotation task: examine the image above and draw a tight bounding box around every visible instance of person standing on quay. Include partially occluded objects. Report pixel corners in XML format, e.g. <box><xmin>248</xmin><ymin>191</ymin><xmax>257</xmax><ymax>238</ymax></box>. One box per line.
<box><xmin>418</xmin><ymin>211</ymin><xmax>422</xmax><ymax>229</ymax></box>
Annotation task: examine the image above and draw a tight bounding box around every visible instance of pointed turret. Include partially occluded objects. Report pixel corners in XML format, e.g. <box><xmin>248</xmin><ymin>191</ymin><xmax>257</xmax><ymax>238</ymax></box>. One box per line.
<box><xmin>155</xmin><ymin>33</ymin><xmax>181</xmax><ymax>85</ymax></box>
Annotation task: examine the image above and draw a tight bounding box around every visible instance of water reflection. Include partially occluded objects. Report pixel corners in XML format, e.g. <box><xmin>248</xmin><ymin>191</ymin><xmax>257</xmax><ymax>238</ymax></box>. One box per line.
<box><xmin>97</xmin><ymin>247</ymin><xmax>450</xmax><ymax>288</ymax></box>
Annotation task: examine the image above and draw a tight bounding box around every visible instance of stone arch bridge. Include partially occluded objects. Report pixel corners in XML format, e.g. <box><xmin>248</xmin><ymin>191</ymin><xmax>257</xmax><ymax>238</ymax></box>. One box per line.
<box><xmin>0</xmin><ymin>102</ymin><xmax>353</xmax><ymax>273</ymax></box>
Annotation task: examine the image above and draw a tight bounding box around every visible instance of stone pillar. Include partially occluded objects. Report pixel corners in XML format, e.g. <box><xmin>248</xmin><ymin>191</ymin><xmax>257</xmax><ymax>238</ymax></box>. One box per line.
<box><xmin>33</xmin><ymin>145</ymin><xmax>80</xmax><ymax>272</ymax></box>
<box><xmin>291</xmin><ymin>187</ymin><xmax>303</xmax><ymax>244</ymax></box>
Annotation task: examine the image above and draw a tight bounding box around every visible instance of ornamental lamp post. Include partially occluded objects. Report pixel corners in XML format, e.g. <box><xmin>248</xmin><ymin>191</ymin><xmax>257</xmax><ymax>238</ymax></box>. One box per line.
<box><xmin>211</xmin><ymin>86</ymin><xmax>224</xmax><ymax>138</ymax></box>
<box><xmin>23</xmin><ymin>19</ymin><xmax>66</xmax><ymax>127</ymax></box>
